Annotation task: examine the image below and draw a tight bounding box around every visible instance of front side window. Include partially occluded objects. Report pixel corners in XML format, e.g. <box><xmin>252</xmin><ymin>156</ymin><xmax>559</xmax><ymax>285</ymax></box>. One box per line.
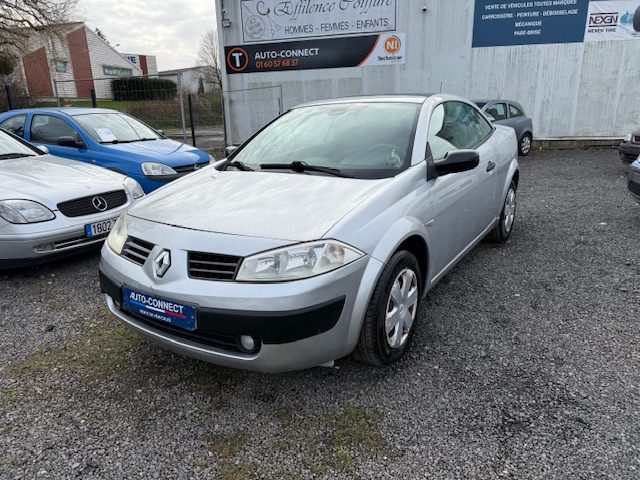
<box><xmin>30</xmin><ymin>115</ymin><xmax>79</xmax><ymax>145</ymax></box>
<box><xmin>0</xmin><ymin>115</ymin><xmax>27</xmax><ymax>137</ymax></box>
<box><xmin>486</xmin><ymin>103</ymin><xmax>507</xmax><ymax>121</ymax></box>
<box><xmin>428</xmin><ymin>102</ymin><xmax>493</xmax><ymax>160</ymax></box>
<box><xmin>232</xmin><ymin>102</ymin><xmax>421</xmax><ymax>179</ymax></box>
<box><xmin>509</xmin><ymin>104</ymin><xmax>524</xmax><ymax>118</ymax></box>
<box><xmin>74</xmin><ymin>113</ymin><xmax>161</xmax><ymax>143</ymax></box>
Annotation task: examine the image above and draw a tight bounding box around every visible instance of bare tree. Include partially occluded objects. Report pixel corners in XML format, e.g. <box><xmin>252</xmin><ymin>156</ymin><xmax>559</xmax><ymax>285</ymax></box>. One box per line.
<box><xmin>197</xmin><ymin>29</ymin><xmax>223</xmax><ymax>91</ymax></box>
<box><xmin>0</xmin><ymin>0</ymin><xmax>78</xmax><ymax>54</ymax></box>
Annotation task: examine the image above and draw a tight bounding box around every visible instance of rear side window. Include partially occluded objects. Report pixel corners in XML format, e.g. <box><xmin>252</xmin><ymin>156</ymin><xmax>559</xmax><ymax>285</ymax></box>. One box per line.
<box><xmin>509</xmin><ymin>104</ymin><xmax>524</xmax><ymax>118</ymax></box>
<box><xmin>30</xmin><ymin>115</ymin><xmax>78</xmax><ymax>144</ymax></box>
<box><xmin>0</xmin><ymin>115</ymin><xmax>27</xmax><ymax>137</ymax></box>
<box><xmin>486</xmin><ymin>103</ymin><xmax>507</xmax><ymax>121</ymax></box>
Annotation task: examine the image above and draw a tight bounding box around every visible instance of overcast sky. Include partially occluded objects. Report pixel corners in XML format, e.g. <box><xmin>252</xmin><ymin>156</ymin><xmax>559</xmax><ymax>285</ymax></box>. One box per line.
<box><xmin>80</xmin><ymin>0</ymin><xmax>216</xmax><ymax>71</ymax></box>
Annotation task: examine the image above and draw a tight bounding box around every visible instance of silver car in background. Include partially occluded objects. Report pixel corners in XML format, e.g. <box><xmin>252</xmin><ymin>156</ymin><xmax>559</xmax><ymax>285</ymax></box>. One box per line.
<box><xmin>100</xmin><ymin>94</ymin><xmax>520</xmax><ymax>373</ymax></box>
<box><xmin>476</xmin><ymin>100</ymin><xmax>534</xmax><ymax>157</ymax></box>
<box><xmin>0</xmin><ymin>129</ymin><xmax>144</xmax><ymax>268</ymax></box>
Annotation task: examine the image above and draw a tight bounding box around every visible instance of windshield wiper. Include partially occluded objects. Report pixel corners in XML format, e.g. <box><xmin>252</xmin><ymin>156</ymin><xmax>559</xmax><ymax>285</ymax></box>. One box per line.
<box><xmin>99</xmin><ymin>139</ymin><xmax>134</xmax><ymax>144</ymax></box>
<box><xmin>226</xmin><ymin>160</ymin><xmax>255</xmax><ymax>172</ymax></box>
<box><xmin>0</xmin><ymin>153</ymin><xmax>36</xmax><ymax>159</ymax></box>
<box><xmin>130</xmin><ymin>137</ymin><xmax>158</xmax><ymax>142</ymax></box>
<box><xmin>260</xmin><ymin>161</ymin><xmax>353</xmax><ymax>178</ymax></box>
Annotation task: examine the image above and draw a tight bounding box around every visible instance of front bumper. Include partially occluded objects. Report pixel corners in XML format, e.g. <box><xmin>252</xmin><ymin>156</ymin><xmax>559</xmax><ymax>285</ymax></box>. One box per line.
<box><xmin>99</xmin><ymin>235</ymin><xmax>384</xmax><ymax>373</ymax></box>
<box><xmin>0</xmin><ymin>209</ymin><xmax>127</xmax><ymax>269</ymax></box>
<box><xmin>628</xmin><ymin>165</ymin><xmax>640</xmax><ymax>204</ymax></box>
<box><xmin>619</xmin><ymin>142</ymin><xmax>640</xmax><ymax>163</ymax></box>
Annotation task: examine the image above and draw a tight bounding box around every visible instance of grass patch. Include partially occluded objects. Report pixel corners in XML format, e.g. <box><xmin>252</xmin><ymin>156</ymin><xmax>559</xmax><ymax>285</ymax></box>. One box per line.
<box><xmin>207</xmin><ymin>431</ymin><xmax>251</xmax><ymax>459</ymax></box>
<box><xmin>218</xmin><ymin>463</ymin><xmax>258</xmax><ymax>480</ymax></box>
<box><xmin>273</xmin><ymin>405</ymin><xmax>387</xmax><ymax>476</ymax></box>
<box><xmin>8</xmin><ymin>310</ymin><xmax>143</xmax><ymax>381</ymax></box>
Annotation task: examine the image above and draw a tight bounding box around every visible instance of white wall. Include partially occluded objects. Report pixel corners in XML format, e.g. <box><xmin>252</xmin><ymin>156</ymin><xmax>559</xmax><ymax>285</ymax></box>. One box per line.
<box><xmin>85</xmin><ymin>27</ymin><xmax>142</xmax><ymax>98</ymax></box>
<box><xmin>216</xmin><ymin>0</ymin><xmax>640</xmax><ymax>141</ymax></box>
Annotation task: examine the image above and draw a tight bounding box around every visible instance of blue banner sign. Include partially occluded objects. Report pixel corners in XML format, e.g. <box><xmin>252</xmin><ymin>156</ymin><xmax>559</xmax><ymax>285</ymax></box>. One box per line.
<box><xmin>472</xmin><ymin>0</ymin><xmax>592</xmax><ymax>47</ymax></box>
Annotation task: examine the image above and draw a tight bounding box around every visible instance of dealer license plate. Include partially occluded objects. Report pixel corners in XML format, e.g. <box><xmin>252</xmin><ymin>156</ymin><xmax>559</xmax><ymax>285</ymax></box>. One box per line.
<box><xmin>122</xmin><ymin>287</ymin><xmax>197</xmax><ymax>331</ymax></box>
<box><xmin>85</xmin><ymin>218</ymin><xmax>118</xmax><ymax>238</ymax></box>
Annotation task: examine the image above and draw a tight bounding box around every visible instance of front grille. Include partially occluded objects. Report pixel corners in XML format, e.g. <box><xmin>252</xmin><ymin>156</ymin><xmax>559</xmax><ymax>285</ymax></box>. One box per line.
<box><xmin>57</xmin><ymin>190</ymin><xmax>127</xmax><ymax>217</ymax></box>
<box><xmin>188</xmin><ymin>251</ymin><xmax>242</xmax><ymax>281</ymax></box>
<box><xmin>629</xmin><ymin>180</ymin><xmax>640</xmax><ymax>197</ymax></box>
<box><xmin>53</xmin><ymin>232</ymin><xmax>108</xmax><ymax>250</ymax></box>
<box><xmin>174</xmin><ymin>163</ymin><xmax>208</xmax><ymax>174</ymax></box>
<box><xmin>121</xmin><ymin>236</ymin><xmax>155</xmax><ymax>266</ymax></box>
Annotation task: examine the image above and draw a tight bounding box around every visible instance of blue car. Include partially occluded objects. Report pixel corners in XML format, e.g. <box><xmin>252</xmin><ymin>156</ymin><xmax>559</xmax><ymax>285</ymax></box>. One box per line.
<box><xmin>0</xmin><ymin>108</ymin><xmax>213</xmax><ymax>192</ymax></box>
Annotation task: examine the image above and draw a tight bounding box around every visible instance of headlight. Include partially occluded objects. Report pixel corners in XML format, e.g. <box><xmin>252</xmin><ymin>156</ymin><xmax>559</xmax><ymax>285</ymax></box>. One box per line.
<box><xmin>208</xmin><ymin>154</ymin><xmax>216</xmax><ymax>165</ymax></box>
<box><xmin>106</xmin><ymin>215</ymin><xmax>128</xmax><ymax>254</ymax></box>
<box><xmin>141</xmin><ymin>162</ymin><xmax>177</xmax><ymax>176</ymax></box>
<box><xmin>123</xmin><ymin>177</ymin><xmax>145</xmax><ymax>199</ymax></box>
<box><xmin>625</xmin><ymin>134</ymin><xmax>632</xmax><ymax>142</ymax></box>
<box><xmin>236</xmin><ymin>240</ymin><xmax>364</xmax><ymax>282</ymax></box>
<box><xmin>0</xmin><ymin>200</ymin><xmax>55</xmax><ymax>224</ymax></box>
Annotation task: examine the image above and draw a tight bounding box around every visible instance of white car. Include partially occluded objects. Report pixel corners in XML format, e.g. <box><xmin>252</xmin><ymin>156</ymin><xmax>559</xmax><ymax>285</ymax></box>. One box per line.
<box><xmin>0</xmin><ymin>129</ymin><xmax>144</xmax><ymax>268</ymax></box>
<box><xmin>100</xmin><ymin>94</ymin><xmax>519</xmax><ymax>372</ymax></box>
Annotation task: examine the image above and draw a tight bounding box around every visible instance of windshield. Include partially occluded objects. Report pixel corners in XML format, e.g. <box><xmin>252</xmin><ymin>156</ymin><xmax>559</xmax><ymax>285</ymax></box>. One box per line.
<box><xmin>73</xmin><ymin>113</ymin><xmax>161</xmax><ymax>143</ymax></box>
<box><xmin>0</xmin><ymin>130</ymin><xmax>38</xmax><ymax>159</ymax></box>
<box><xmin>232</xmin><ymin>102</ymin><xmax>421</xmax><ymax>179</ymax></box>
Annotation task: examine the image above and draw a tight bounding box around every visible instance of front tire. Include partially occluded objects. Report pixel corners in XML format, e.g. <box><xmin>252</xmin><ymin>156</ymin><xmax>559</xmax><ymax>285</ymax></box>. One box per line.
<box><xmin>487</xmin><ymin>181</ymin><xmax>517</xmax><ymax>243</ymax></box>
<box><xmin>519</xmin><ymin>133</ymin><xmax>532</xmax><ymax>156</ymax></box>
<box><xmin>353</xmin><ymin>250</ymin><xmax>422</xmax><ymax>366</ymax></box>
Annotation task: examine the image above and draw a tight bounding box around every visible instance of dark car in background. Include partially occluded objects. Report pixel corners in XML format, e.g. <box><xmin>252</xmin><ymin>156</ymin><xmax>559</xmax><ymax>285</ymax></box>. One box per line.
<box><xmin>619</xmin><ymin>131</ymin><xmax>640</xmax><ymax>163</ymax></box>
<box><xmin>476</xmin><ymin>100</ymin><xmax>534</xmax><ymax>157</ymax></box>
<box><xmin>628</xmin><ymin>159</ymin><xmax>640</xmax><ymax>205</ymax></box>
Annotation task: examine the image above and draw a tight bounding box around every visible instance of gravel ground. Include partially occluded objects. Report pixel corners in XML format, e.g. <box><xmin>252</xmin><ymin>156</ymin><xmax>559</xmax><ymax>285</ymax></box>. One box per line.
<box><xmin>1</xmin><ymin>149</ymin><xmax>639</xmax><ymax>480</ymax></box>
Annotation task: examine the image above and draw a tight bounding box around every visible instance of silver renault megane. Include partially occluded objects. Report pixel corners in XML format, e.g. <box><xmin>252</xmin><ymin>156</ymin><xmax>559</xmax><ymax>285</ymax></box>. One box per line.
<box><xmin>100</xmin><ymin>94</ymin><xmax>520</xmax><ymax>373</ymax></box>
<box><xmin>0</xmin><ymin>129</ymin><xmax>144</xmax><ymax>268</ymax></box>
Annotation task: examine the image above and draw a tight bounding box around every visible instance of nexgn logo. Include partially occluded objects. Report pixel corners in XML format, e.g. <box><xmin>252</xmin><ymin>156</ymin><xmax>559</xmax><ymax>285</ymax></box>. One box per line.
<box><xmin>589</xmin><ymin>12</ymin><xmax>619</xmax><ymax>26</ymax></box>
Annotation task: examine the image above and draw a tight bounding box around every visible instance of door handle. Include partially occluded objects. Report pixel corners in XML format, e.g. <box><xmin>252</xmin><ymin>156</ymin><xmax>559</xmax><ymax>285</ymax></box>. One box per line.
<box><xmin>486</xmin><ymin>161</ymin><xmax>496</xmax><ymax>172</ymax></box>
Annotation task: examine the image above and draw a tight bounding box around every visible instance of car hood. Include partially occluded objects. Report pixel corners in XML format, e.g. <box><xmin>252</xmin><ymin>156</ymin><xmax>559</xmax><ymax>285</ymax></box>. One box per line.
<box><xmin>0</xmin><ymin>155</ymin><xmax>126</xmax><ymax>207</ymax></box>
<box><xmin>104</xmin><ymin>139</ymin><xmax>208</xmax><ymax>166</ymax></box>
<box><xmin>129</xmin><ymin>169</ymin><xmax>389</xmax><ymax>241</ymax></box>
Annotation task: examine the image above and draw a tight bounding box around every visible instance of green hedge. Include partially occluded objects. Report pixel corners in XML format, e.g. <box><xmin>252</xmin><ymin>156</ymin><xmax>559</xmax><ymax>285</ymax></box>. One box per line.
<box><xmin>111</xmin><ymin>77</ymin><xmax>177</xmax><ymax>101</ymax></box>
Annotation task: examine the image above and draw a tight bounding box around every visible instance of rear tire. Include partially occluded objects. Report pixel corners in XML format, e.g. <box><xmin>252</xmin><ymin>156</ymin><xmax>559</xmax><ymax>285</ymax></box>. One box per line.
<box><xmin>353</xmin><ymin>250</ymin><xmax>422</xmax><ymax>366</ymax></box>
<box><xmin>518</xmin><ymin>133</ymin><xmax>532</xmax><ymax>156</ymax></box>
<box><xmin>487</xmin><ymin>181</ymin><xmax>517</xmax><ymax>243</ymax></box>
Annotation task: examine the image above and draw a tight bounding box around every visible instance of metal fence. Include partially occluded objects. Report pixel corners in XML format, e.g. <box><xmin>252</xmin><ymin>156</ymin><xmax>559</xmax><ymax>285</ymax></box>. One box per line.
<box><xmin>223</xmin><ymin>85</ymin><xmax>283</xmax><ymax>146</ymax></box>
<box><xmin>1</xmin><ymin>74</ymin><xmax>225</xmax><ymax>156</ymax></box>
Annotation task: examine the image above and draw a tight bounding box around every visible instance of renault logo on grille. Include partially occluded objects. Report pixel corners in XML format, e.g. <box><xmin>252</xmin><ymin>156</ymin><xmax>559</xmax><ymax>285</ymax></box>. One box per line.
<box><xmin>154</xmin><ymin>250</ymin><xmax>171</xmax><ymax>278</ymax></box>
<box><xmin>92</xmin><ymin>196</ymin><xmax>108</xmax><ymax>212</ymax></box>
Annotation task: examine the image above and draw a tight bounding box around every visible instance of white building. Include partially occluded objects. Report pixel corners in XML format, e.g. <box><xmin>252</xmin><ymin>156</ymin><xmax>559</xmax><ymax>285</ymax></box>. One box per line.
<box><xmin>215</xmin><ymin>0</ymin><xmax>640</xmax><ymax>144</ymax></box>
<box><xmin>14</xmin><ymin>23</ymin><xmax>155</xmax><ymax>100</ymax></box>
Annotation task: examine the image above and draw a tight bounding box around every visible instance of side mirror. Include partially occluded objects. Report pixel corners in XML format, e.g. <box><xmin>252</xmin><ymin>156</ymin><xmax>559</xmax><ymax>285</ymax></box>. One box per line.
<box><xmin>225</xmin><ymin>145</ymin><xmax>238</xmax><ymax>156</ymax></box>
<box><xmin>36</xmin><ymin>145</ymin><xmax>49</xmax><ymax>154</ymax></box>
<box><xmin>57</xmin><ymin>136</ymin><xmax>86</xmax><ymax>149</ymax></box>
<box><xmin>485</xmin><ymin>114</ymin><xmax>496</xmax><ymax>122</ymax></box>
<box><xmin>434</xmin><ymin>150</ymin><xmax>480</xmax><ymax>176</ymax></box>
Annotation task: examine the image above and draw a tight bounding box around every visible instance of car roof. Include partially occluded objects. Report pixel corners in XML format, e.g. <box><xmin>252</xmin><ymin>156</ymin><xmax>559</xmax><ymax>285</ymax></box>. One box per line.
<box><xmin>294</xmin><ymin>94</ymin><xmax>434</xmax><ymax>109</ymax></box>
<box><xmin>1</xmin><ymin>107</ymin><xmax>119</xmax><ymax>117</ymax></box>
